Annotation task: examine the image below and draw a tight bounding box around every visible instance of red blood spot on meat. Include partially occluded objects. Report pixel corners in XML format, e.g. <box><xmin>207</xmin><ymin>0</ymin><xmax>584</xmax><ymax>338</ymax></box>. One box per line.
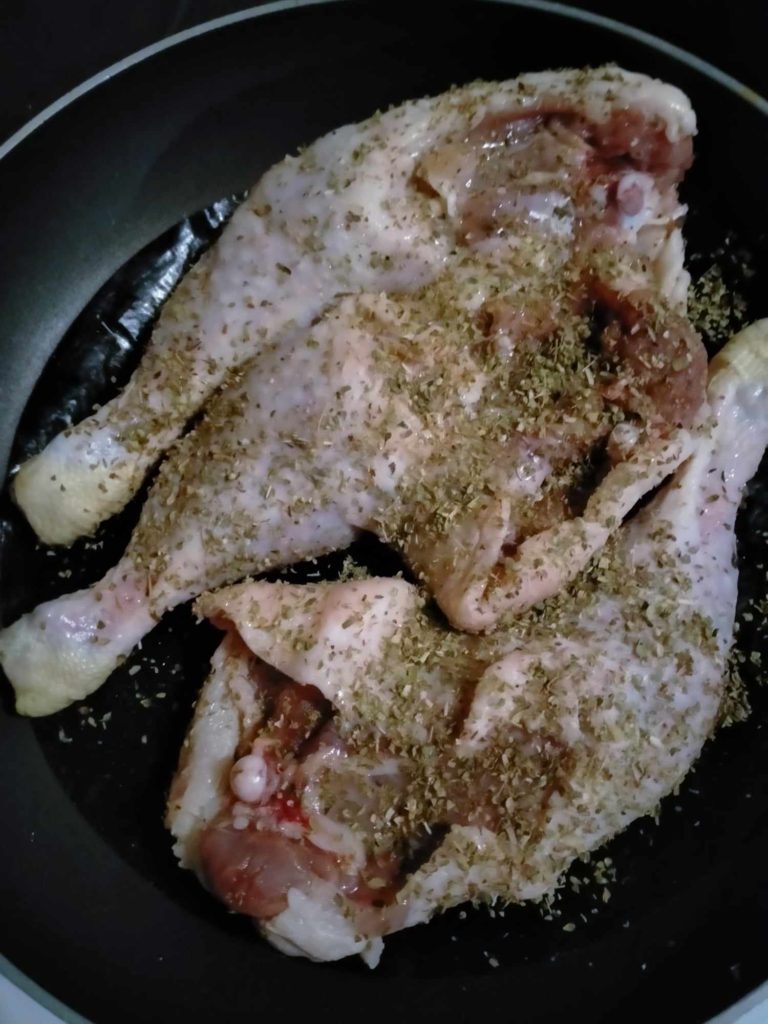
<box><xmin>267</xmin><ymin>789</ymin><xmax>308</xmax><ymax>827</ymax></box>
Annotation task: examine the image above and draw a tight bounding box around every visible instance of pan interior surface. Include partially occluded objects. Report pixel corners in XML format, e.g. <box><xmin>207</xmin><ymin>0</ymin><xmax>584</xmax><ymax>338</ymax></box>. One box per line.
<box><xmin>1</xmin><ymin>4</ymin><xmax>767</xmax><ymax>1023</ymax></box>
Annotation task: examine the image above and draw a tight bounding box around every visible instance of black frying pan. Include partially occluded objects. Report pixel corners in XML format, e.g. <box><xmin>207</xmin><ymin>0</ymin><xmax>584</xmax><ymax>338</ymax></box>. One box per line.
<box><xmin>2</xmin><ymin>3</ymin><xmax>768</xmax><ymax>1022</ymax></box>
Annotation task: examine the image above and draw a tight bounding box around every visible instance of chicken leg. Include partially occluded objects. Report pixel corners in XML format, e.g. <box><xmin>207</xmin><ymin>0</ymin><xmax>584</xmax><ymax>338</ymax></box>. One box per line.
<box><xmin>400</xmin><ymin>318</ymin><xmax>768</xmax><ymax>928</ymax></box>
<box><xmin>11</xmin><ymin>67</ymin><xmax>695</xmax><ymax>545</ymax></box>
<box><xmin>1</xmin><ymin>68</ymin><xmax>704</xmax><ymax>714</ymax></box>
<box><xmin>0</xmin><ymin>259</ymin><xmax>706</xmax><ymax>715</ymax></box>
<box><xmin>165</xmin><ymin>320</ymin><xmax>768</xmax><ymax>962</ymax></box>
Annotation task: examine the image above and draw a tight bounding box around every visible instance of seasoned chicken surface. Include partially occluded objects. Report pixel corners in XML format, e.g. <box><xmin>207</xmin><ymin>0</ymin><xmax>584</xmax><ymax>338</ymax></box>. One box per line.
<box><xmin>166</xmin><ymin>322</ymin><xmax>768</xmax><ymax>964</ymax></box>
<box><xmin>1</xmin><ymin>68</ymin><xmax>706</xmax><ymax>716</ymax></box>
<box><xmin>12</xmin><ymin>65</ymin><xmax>693</xmax><ymax>548</ymax></box>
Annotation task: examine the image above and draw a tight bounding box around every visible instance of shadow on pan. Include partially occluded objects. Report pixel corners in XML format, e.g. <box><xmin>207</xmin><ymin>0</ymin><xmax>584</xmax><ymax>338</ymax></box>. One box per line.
<box><xmin>1</xmin><ymin>3</ymin><xmax>768</xmax><ymax>1023</ymax></box>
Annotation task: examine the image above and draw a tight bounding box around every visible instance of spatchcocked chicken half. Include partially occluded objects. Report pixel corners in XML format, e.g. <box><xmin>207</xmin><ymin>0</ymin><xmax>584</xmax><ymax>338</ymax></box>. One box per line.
<box><xmin>2</xmin><ymin>67</ymin><xmax>708</xmax><ymax>716</ymax></box>
<box><xmin>167</xmin><ymin>322</ymin><xmax>768</xmax><ymax>966</ymax></box>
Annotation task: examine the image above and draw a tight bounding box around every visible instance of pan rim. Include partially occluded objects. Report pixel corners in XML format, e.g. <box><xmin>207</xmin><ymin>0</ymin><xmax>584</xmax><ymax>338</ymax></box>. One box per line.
<box><xmin>2</xmin><ymin>2</ymin><xmax>767</xmax><ymax>1023</ymax></box>
<box><xmin>0</xmin><ymin>0</ymin><xmax>766</xmax><ymax>162</ymax></box>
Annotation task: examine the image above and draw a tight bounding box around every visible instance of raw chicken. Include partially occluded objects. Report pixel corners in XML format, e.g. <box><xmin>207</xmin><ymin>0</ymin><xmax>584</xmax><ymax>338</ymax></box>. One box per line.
<box><xmin>168</xmin><ymin>576</ymin><xmax>446</xmax><ymax>966</ymax></box>
<box><xmin>166</xmin><ymin>320</ymin><xmax>768</xmax><ymax>963</ymax></box>
<box><xmin>0</xmin><ymin>265</ymin><xmax>703</xmax><ymax>714</ymax></box>
<box><xmin>0</xmin><ymin>68</ymin><xmax>705</xmax><ymax>715</ymax></box>
<box><xmin>12</xmin><ymin>66</ymin><xmax>694</xmax><ymax>546</ymax></box>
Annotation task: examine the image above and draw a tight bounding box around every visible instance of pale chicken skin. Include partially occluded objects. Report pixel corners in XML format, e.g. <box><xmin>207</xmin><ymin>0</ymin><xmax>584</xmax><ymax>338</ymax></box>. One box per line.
<box><xmin>0</xmin><ymin>274</ymin><xmax>701</xmax><ymax>715</ymax></box>
<box><xmin>13</xmin><ymin>66</ymin><xmax>694</xmax><ymax>546</ymax></box>
<box><xmin>0</xmin><ymin>67</ymin><xmax>705</xmax><ymax>716</ymax></box>
<box><xmin>166</xmin><ymin>322</ymin><xmax>768</xmax><ymax>964</ymax></box>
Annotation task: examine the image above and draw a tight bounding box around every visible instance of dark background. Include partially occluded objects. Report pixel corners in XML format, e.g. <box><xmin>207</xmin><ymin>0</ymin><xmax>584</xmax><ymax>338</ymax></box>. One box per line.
<box><xmin>0</xmin><ymin>0</ymin><xmax>767</xmax><ymax>145</ymax></box>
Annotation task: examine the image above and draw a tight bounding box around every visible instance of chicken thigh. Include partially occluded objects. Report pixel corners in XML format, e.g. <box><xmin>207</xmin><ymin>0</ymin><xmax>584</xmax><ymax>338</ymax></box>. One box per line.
<box><xmin>166</xmin><ymin>320</ymin><xmax>768</xmax><ymax>964</ymax></box>
<box><xmin>12</xmin><ymin>66</ymin><xmax>694</xmax><ymax>546</ymax></box>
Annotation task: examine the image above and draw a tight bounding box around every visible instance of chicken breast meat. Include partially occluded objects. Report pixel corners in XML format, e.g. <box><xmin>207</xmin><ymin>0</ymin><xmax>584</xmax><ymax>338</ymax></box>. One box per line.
<box><xmin>1</xmin><ymin>67</ymin><xmax>707</xmax><ymax>716</ymax></box>
<box><xmin>167</xmin><ymin>321</ymin><xmax>768</xmax><ymax>965</ymax></box>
